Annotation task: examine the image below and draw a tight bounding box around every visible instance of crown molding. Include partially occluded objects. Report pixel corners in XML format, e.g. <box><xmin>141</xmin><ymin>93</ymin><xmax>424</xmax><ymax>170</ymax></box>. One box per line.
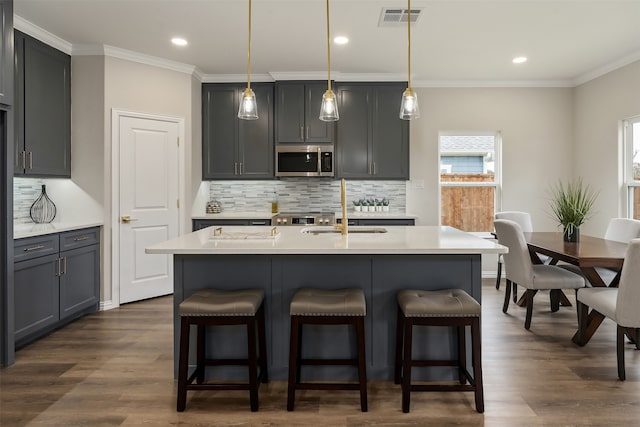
<box><xmin>412</xmin><ymin>79</ymin><xmax>575</xmax><ymax>88</ymax></box>
<box><xmin>13</xmin><ymin>15</ymin><xmax>72</xmax><ymax>54</ymax></box>
<box><xmin>201</xmin><ymin>74</ymin><xmax>274</xmax><ymax>83</ymax></box>
<box><xmin>573</xmin><ymin>50</ymin><xmax>640</xmax><ymax>86</ymax></box>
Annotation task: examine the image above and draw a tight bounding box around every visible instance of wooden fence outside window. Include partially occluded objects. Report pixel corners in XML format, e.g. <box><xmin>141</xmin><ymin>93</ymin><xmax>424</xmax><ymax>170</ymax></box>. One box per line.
<box><xmin>441</xmin><ymin>173</ymin><xmax>495</xmax><ymax>232</ymax></box>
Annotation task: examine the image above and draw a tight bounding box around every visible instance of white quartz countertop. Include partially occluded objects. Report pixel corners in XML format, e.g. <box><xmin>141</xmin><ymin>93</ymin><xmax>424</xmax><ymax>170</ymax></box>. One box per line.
<box><xmin>146</xmin><ymin>225</ymin><xmax>507</xmax><ymax>255</ymax></box>
<box><xmin>14</xmin><ymin>222</ymin><xmax>103</xmax><ymax>239</ymax></box>
<box><xmin>192</xmin><ymin>212</ymin><xmax>276</xmax><ymax>220</ymax></box>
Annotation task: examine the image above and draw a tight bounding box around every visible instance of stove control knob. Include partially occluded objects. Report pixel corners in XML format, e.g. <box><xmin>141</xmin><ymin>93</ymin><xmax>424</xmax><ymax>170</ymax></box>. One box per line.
<box><xmin>283</xmin><ymin>218</ymin><xmax>288</xmax><ymax>224</ymax></box>
<box><xmin>276</xmin><ymin>218</ymin><xmax>281</xmax><ymax>224</ymax></box>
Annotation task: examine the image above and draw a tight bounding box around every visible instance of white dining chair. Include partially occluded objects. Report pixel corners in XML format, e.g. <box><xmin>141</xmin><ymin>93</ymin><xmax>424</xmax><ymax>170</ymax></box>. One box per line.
<box><xmin>577</xmin><ymin>238</ymin><xmax>640</xmax><ymax>380</ymax></box>
<box><xmin>562</xmin><ymin>218</ymin><xmax>640</xmax><ymax>286</ymax></box>
<box><xmin>493</xmin><ymin>219</ymin><xmax>586</xmax><ymax>330</ymax></box>
<box><xmin>494</xmin><ymin>211</ymin><xmax>550</xmax><ymax>301</ymax></box>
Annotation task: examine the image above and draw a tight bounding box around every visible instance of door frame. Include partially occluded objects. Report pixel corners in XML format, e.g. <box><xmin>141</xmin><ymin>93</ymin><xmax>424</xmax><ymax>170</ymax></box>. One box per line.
<box><xmin>110</xmin><ymin>109</ymin><xmax>185</xmax><ymax>308</ymax></box>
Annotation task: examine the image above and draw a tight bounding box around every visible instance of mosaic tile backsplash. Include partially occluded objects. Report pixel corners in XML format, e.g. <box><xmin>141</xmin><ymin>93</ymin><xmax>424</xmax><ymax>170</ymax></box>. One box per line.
<box><xmin>208</xmin><ymin>179</ymin><xmax>407</xmax><ymax>213</ymax></box>
<box><xmin>14</xmin><ymin>178</ymin><xmax>45</xmax><ymax>224</ymax></box>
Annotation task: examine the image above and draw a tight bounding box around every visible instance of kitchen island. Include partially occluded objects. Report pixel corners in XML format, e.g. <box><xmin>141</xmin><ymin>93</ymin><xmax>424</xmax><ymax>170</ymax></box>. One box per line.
<box><xmin>146</xmin><ymin>225</ymin><xmax>506</xmax><ymax>380</ymax></box>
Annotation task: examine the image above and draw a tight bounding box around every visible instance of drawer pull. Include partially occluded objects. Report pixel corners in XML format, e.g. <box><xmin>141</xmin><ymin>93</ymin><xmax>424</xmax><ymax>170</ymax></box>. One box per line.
<box><xmin>24</xmin><ymin>245</ymin><xmax>45</xmax><ymax>252</ymax></box>
<box><xmin>73</xmin><ymin>236</ymin><xmax>89</xmax><ymax>241</ymax></box>
<box><xmin>251</xmin><ymin>221</ymin><xmax>267</xmax><ymax>225</ymax></box>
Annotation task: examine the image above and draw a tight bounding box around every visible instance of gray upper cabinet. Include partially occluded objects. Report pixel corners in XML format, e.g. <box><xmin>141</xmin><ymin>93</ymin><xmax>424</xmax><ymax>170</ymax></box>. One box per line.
<box><xmin>202</xmin><ymin>83</ymin><xmax>274</xmax><ymax>180</ymax></box>
<box><xmin>14</xmin><ymin>30</ymin><xmax>71</xmax><ymax>178</ymax></box>
<box><xmin>0</xmin><ymin>0</ymin><xmax>13</xmax><ymax>106</ymax></box>
<box><xmin>275</xmin><ymin>81</ymin><xmax>334</xmax><ymax>144</ymax></box>
<box><xmin>336</xmin><ymin>82</ymin><xmax>409</xmax><ymax>180</ymax></box>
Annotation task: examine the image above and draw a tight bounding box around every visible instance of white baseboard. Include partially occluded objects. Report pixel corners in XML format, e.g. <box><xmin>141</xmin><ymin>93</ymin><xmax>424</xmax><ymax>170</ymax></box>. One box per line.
<box><xmin>482</xmin><ymin>271</ymin><xmax>498</xmax><ymax>279</ymax></box>
<box><xmin>100</xmin><ymin>300</ymin><xmax>116</xmax><ymax>311</ymax></box>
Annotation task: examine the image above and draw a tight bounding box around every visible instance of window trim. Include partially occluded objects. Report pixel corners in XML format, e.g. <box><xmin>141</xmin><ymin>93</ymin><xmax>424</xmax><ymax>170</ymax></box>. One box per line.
<box><xmin>624</xmin><ymin>116</ymin><xmax>640</xmax><ymax>218</ymax></box>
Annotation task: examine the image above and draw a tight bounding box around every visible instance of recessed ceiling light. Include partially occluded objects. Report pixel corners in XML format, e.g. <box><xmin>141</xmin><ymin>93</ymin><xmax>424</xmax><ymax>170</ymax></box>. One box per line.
<box><xmin>334</xmin><ymin>36</ymin><xmax>349</xmax><ymax>45</ymax></box>
<box><xmin>171</xmin><ymin>38</ymin><xmax>188</xmax><ymax>46</ymax></box>
<box><xmin>512</xmin><ymin>56</ymin><xmax>527</xmax><ymax>64</ymax></box>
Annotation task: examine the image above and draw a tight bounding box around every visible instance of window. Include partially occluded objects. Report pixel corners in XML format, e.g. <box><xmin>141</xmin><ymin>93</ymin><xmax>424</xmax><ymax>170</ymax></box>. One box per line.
<box><xmin>439</xmin><ymin>132</ymin><xmax>501</xmax><ymax>232</ymax></box>
<box><xmin>625</xmin><ymin>116</ymin><xmax>640</xmax><ymax>219</ymax></box>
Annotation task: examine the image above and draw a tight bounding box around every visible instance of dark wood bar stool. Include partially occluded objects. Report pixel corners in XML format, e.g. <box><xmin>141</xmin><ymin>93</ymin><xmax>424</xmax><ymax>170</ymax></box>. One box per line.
<box><xmin>287</xmin><ymin>288</ymin><xmax>368</xmax><ymax>412</ymax></box>
<box><xmin>394</xmin><ymin>289</ymin><xmax>484</xmax><ymax>413</ymax></box>
<box><xmin>176</xmin><ymin>289</ymin><xmax>268</xmax><ymax>412</ymax></box>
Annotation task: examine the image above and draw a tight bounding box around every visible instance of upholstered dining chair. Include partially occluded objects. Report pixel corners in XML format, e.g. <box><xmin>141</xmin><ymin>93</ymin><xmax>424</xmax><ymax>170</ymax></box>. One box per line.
<box><xmin>577</xmin><ymin>238</ymin><xmax>640</xmax><ymax>380</ymax></box>
<box><xmin>493</xmin><ymin>219</ymin><xmax>586</xmax><ymax>330</ymax></box>
<box><xmin>494</xmin><ymin>211</ymin><xmax>549</xmax><ymax>294</ymax></box>
<box><xmin>562</xmin><ymin>218</ymin><xmax>640</xmax><ymax>286</ymax></box>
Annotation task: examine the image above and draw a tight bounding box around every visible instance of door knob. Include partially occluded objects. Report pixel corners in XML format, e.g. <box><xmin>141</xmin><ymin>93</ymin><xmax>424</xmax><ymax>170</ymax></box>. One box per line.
<box><xmin>121</xmin><ymin>215</ymin><xmax>138</xmax><ymax>223</ymax></box>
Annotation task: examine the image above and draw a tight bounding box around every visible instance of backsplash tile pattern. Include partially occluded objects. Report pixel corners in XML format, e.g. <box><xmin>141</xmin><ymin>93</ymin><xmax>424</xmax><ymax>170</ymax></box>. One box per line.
<box><xmin>14</xmin><ymin>178</ymin><xmax>45</xmax><ymax>224</ymax></box>
<box><xmin>208</xmin><ymin>179</ymin><xmax>407</xmax><ymax>213</ymax></box>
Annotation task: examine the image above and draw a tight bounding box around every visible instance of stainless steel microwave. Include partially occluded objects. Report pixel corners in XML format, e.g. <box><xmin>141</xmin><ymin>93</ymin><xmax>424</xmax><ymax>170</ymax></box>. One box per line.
<box><xmin>275</xmin><ymin>145</ymin><xmax>334</xmax><ymax>177</ymax></box>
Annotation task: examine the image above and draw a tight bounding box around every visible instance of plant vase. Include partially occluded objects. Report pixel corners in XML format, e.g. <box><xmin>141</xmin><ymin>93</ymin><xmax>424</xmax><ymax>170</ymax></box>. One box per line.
<box><xmin>30</xmin><ymin>184</ymin><xmax>57</xmax><ymax>224</ymax></box>
<box><xmin>563</xmin><ymin>227</ymin><xmax>579</xmax><ymax>243</ymax></box>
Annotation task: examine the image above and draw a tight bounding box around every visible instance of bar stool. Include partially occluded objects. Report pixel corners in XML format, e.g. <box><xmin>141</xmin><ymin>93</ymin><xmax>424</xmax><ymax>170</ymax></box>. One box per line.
<box><xmin>394</xmin><ymin>289</ymin><xmax>484</xmax><ymax>413</ymax></box>
<box><xmin>287</xmin><ymin>288</ymin><xmax>368</xmax><ymax>412</ymax></box>
<box><xmin>176</xmin><ymin>289</ymin><xmax>268</xmax><ymax>412</ymax></box>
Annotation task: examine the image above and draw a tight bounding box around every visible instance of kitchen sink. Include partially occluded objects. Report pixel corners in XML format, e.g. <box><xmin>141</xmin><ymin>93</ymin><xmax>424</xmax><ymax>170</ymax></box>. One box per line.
<box><xmin>301</xmin><ymin>227</ymin><xmax>388</xmax><ymax>235</ymax></box>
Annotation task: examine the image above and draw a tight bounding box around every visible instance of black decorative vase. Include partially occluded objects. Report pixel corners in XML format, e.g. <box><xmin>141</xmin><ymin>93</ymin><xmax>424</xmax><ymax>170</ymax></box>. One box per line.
<box><xmin>30</xmin><ymin>184</ymin><xmax>57</xmax><ymax>224</ymax></box>
<box><xmin>563</xmin><ymin>227</ymin><xmax>579</xmax><ymax>243</ymax></box>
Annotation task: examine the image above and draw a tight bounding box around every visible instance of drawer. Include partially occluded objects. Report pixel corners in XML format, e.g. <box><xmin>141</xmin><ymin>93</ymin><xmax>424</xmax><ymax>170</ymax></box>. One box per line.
<box><xmin>14</xmin><ymin>234</ymin><xmax>59</xmax><ymax>263</ymax></box>
<box><xmin>60</xmin><ymin>227</ymin><xmax>100</xmax><ymax>251</ymax></box>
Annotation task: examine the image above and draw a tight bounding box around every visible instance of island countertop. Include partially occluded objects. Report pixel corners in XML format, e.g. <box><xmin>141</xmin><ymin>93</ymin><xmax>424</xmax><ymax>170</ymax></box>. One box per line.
<box><xmin>146</xmin><ymin>225</ymin><xmax>507</xmax><ymax>255</ymax></box>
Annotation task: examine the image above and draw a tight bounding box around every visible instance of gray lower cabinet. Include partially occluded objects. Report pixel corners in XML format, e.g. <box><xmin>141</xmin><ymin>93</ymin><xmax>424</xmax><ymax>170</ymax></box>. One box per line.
<box><xmin>0</xmin><ymin>0</ymin><xmax>12</xmax><ymax>105</ymax></box>
<box><xmin>275</xmin><ymin>81</ymin><xmax>334</xmax><ymax>144</ymax></box>
<box><xmin>337</xmin><ymin>218</ymin><xmax>415</xmax><ymax>226</ymax></box>
<box><xmin>202</xmin><ymin>83</ymin><xmax>274</xmax><ymax>180</ymax></box>
<box><xmin>336</xmin><ymin>82</ymin><xmax>409</xmax><ymax>179</ymax></box>
<box><xmin>14</xmin><ymin>30</ymin><xmax>71</xmax><ymax>177</ymax></box>
<box><xmin>192</xmin><ymin>218</ymin><xmax>272</xmax><ymax>231</ymax></box>
<box><xmin>14</xmin><ymin>227</ymin><xmax>100</xmax><ymax>347</ymax></box>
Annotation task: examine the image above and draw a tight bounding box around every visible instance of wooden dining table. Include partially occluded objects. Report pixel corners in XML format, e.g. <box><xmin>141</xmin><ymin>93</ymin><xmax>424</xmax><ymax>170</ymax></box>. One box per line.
<box><xmin>523</xmin><ymin>232</ymin><xmax>629</xmax><ymax>345</ymax></box>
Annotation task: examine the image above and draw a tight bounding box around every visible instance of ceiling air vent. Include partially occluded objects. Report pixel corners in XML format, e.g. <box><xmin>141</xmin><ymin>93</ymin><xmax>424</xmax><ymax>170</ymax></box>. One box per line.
<box><xmin>379</xmin><ymin>7</ymin><xmax>422</xmax><ymax>27</ymax></box>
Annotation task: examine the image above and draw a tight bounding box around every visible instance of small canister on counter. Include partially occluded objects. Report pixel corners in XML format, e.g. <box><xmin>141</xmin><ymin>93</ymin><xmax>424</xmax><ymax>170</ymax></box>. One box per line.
<box><xmin>206</xmin><ymin>200</ymin><xmax>222</xmax><ymax>214</ymax></box>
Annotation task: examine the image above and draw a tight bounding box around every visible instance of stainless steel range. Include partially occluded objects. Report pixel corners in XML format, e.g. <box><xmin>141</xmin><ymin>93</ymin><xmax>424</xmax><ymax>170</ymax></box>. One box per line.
<box><xmin>273</xmin><ymin>211</ymin><xmax>335</xmax><ymax>226</ymax></box>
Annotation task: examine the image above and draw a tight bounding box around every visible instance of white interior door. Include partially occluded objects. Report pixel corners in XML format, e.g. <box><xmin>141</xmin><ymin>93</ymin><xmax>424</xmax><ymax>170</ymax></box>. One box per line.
<box><xmin>118</xmin><ymin>115</ymin><xmax>179</xmax><ymax>304</ymax></box>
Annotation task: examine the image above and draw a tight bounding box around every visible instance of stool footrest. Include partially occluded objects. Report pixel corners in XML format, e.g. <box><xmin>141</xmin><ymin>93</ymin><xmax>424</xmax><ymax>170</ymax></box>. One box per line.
<box><xmin>411</xmin><ymin>360</ymin><xmax>460</xmax><ymax>367</ymax></box>
<box><xmin>203</xmin><ymin>358</ymin><xmax>261</xmax><ymax>366</ymax></box>
<box><xmin>410</xmin><ymin>384</ymin><xmax>476</xmax><ymax>392</ymax></box>
<box><xmin>295</xmin><ymin>383</ymin><xmax>361</xmax><ymax>391</ymax></box>
<box><xmin>301</xmin><ymin>358</ymin><xmax>358</xmax><ymax>366</ymax></box>
<box><xmin>185</xmin><ymin>383</ymin><xmax>253</xmax><ymax>391</ymax></box>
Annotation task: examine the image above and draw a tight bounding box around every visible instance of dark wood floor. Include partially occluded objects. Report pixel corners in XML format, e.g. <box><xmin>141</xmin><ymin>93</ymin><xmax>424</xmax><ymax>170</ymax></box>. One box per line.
<box><xmin>1</xmin><ymin>279</ymin><xmax>639</xmax><ymax>426</ymax></box>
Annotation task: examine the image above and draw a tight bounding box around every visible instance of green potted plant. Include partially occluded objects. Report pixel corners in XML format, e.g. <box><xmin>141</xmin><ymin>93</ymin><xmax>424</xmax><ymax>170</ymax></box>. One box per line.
<box><xmin>549</xmin><ymin>178</ymin><xmax>598</xmax><ymax>242</ymax></box>
<box><xmin>353</xmin><ymin>200</ymin><xmax>362</xmax><ymax>212</ymax></box>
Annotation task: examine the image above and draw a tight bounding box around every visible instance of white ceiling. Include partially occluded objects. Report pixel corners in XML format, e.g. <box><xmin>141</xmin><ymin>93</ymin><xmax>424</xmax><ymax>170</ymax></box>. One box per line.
<box><xmin>13</xmin><ymin>0</ymin><xmax>640</xmax><ymax>86</ymax></box>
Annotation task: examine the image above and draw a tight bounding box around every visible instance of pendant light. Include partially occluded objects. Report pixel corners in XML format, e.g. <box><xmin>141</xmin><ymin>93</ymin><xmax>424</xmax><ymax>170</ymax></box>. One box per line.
<box><xmin>399</xmin><ymin>0</ymin><xmax>420</xmax><ymax>120</ymax></box>
<box><xmin>319</xmin><ymin>0</ymin><xmax>339</xmax><ymax>122</ymax></box>
<box><xmin>238</xmin><ymin>0</ymin><xmax>258</xmax><ymax>120</ymax></box>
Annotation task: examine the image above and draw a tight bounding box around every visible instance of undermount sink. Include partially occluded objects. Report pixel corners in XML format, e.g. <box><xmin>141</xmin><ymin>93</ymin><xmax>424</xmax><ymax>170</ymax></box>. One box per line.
<box><xmin>301</xmin><ymin>226</ymin><xmax>388</xmax><ymax>235</ymax></box>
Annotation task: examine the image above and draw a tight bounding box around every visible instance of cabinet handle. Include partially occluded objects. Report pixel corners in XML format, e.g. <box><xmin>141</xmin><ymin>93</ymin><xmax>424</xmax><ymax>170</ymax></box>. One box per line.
<box><xmin>239</xmin><ymin>163</ymin><xmax>243</xmax><ymax>175</ymax></box>
<box><xmin>73</xmin><ymin>236</ymin><xmax>89</xmax><ymax>241</ymax></box>
<box><xmin>369</xmin><ymin>162</ymin><xmax>372</xmax><ymax>175</ymax></box>
<box><xmin>251</xmin><ymin>221</ymin><xmax>267</xmax><ymax>225</ymax></box>
<box><xmin>62</xmin><ymin>256</ymin><xmax>67</xmax><ymax>275</ymax></box>
<box><xmin>28</xmin><ymin>151</ymin><xmax>33</xmax><ymax>169</ymax></box>
<box><xmin>373</xmin><ymin>162</ymin><xmax>376</xmax><ymax>175</ymax></box>
<box><xmin>21</xmin><ymin>151</ymin><xmax>26</xmax><ymax>170</ymax></box>
<box><xmin>300</xmin><ymin>127</ymin><xmax>304</xmax><ymax>140</ymax></box>
<box><xmin>234</xmin><ymin>162</ymin><xmax>238</xmax><ymax>175</ymax></box>
<box><xmin>24</xmin><ymin>245</ymin><xmax>45</xmax><ymax>252</ymax></box>
<box><xmin>56</xmin><ymin>257</ymin><xmax>61</xmax><ymax>277</ymax></box>
<box><xmin>306</xmin><ymin>127</ymin><xmax>309</xmax><ymax>140</ymax></box>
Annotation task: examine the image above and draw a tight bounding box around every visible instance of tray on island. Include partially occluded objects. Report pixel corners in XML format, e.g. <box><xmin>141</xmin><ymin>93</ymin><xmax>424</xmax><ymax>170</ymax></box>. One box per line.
<box><xmin>209</xmin><ymin>226</ymin><xmax>280</xmax><ymax>240</ymax></box>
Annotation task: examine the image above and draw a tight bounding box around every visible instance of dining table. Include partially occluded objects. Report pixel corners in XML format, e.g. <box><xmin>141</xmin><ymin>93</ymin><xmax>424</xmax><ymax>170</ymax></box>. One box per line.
<box><xmin>523</xmin><ymin>232</ymin><xmax>630</xmax><ymax>345</ymax></box>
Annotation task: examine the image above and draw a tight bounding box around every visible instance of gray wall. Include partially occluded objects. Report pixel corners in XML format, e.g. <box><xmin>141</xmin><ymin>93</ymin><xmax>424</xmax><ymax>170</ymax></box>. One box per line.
<box><xmin>574</xmin><ymin>60</ymin><xmax>640</xmax><ymax>236</ymax></box>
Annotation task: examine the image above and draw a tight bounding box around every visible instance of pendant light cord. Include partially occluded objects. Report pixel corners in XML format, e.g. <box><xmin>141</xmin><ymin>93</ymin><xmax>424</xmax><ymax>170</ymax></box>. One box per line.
<box><xmin>326</xmin><ymin>0</ymin><xmax>331</xmax><ymax>91</ymax></box>
<box><xmin>407</xmin><ymin>0</ymin><xmax>411</xmax><ymax>89</ymax></box>
<box><xmin>247</xmin><ymin>0</ymin><xmax>252</xmax><ymax>89</ymax></box>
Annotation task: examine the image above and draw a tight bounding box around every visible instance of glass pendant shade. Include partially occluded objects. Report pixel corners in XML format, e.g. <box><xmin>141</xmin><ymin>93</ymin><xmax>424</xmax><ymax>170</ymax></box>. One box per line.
<box><xmin>238</xmin><ymin>88</ymin><xmax>258</xmax><ymax>120</ymax></box>
<box><xmin>399</xmin><ymin>87</ymin><xmax>420</xmax><ymax>120</ymax></box>
<box><xmin>319</xmin><ymin>89</ymin><xmax>339</xmax><ymax>121</ymax></box>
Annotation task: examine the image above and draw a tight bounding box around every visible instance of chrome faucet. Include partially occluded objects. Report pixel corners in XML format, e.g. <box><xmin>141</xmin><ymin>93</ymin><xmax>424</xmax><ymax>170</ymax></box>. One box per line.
<box><xmin>334</xmin><ymin>178</ymin><xmax>348</xmax><ymax>236</ymax></box>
